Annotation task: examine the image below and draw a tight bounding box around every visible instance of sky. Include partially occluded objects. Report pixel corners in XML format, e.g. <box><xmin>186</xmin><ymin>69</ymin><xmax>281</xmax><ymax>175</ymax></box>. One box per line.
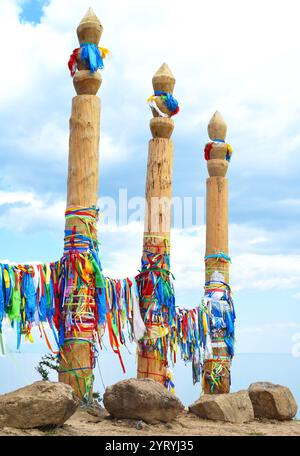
<box><xmin>0</xmin><ymin>0</ymin><xmax>300</xmax><ymax>366</ymax></box>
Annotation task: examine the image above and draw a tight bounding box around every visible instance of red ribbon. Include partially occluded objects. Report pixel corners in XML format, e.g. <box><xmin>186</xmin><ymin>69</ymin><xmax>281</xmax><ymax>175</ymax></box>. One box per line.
<box><xmin>68</xmin><ymin>48</ymin><xmax>80</xmax><ymax>77</ymax></box>
<box><xmin>204</xmin><ymin>143</ymin><xmax>213</xmax><ymax>161</ymax></box>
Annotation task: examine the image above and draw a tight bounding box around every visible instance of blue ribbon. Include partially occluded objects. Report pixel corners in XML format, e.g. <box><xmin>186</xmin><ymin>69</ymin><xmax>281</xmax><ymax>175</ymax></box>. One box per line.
<box><xmin>21</xmin><ymin>273</ymin><xmax>36</xmax><ymax>323</ymax></box>
<box><xmin>154</xmin><ymin>91</ymin><xmax>179</xmax><ymax>112</ymax></box>
<box><xmin>80</xmin><ymin>43</ymin><xmax>104</xmax><ymax>73</ymax></box>
<box><xmin>204</xmin><ymin>253</ymin><xmax>231</xmax><ymax>263</ymax></box>
<box><xmin>0</xmin><ymin>265</ymin><xmax>4</xmax><ymax>332</ymax></box>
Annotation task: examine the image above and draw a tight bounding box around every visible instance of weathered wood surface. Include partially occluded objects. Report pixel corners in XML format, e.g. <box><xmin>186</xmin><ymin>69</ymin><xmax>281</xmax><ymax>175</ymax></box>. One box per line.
<box><xmin>137</xmin><ymin>64</ymin><xmax>176</xmax><ymax>385</ymax></box>
<box><xmin>60</xmin><ymin>8</ymin><xmax>102</xmax><ymax>400</ymax></box>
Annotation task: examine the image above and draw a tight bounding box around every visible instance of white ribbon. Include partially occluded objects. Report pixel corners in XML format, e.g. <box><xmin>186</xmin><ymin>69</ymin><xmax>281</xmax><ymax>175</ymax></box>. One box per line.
<box><xmin>148</xmin><ymin>99</ymin><xmax>168</xmax><ymax>118</ymax></box>
<box><xmin>132</xmin><ymin>281</ymin><xmax>146</xmax><ymax>341</ymax></box>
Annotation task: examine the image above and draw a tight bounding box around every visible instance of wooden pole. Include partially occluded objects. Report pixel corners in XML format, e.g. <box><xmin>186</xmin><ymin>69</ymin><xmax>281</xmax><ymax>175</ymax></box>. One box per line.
<box><xmin>137</xmin><ymin>64</ymin><xmax>176</xmax><ymax>385</ymax></box>
<box><xmin>202</xmin><ymin>111</ymin><xmax>233</xmax><ymax>394</ymax></box>
<box><xmin>58</xmin><ymin>8</ymin><xmax>103</xmax><ymax>401</ymax></box>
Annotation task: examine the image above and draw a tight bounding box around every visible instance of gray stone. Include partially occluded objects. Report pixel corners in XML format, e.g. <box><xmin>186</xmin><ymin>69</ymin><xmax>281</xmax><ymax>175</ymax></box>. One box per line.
<box><xmin>249</xmin><ymin>382</ymin><xmax>298</xmax><ymax>421</ymax></box>
<box><xmin>103</xmin><ymin>378</ymin><xmax>184</xmax><ymax>424</ymax></box>
<box><xmin>189</xmin><ymin>390</ymin><xmax>254</xmax><ymax>423</ymax></box>
<box><xmin>135</xmin><ymin>420</ymin><xmax>144</xmax><ymax>430</ymax></box>
<box><xmin>0</xmin><ymin>381</ymin><xmax>79</xmax><ymax>429</ymax></box>
<box><xmin>81</xmin><ymin>401</ymin><xmax>107</xmax><ymax>419</ymax></box>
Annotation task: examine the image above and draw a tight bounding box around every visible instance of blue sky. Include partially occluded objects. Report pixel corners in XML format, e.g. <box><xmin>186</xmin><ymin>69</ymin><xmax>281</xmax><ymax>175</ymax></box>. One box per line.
<box><xmin>0</xmin><ymin>0</ymin><xmax>300</xmax><ymax>365</ymax></box>
<box><xmin>19</xmin><ymin>0</ymin><xmax>49</xmax><ymax>23</ymax></box>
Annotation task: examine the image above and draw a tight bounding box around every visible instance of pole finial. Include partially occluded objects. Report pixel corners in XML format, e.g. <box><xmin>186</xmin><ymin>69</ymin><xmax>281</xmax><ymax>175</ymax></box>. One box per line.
<box><xmin>208</xmin><ymin>111</ymin><xmax>227</xmax><ymax>141</ymax></box>
<box><xmin>152</xmin><ymin>63</ymin><xmax>176</xmax><ymax>94</ymax></box>
<box><xmin>77</xmin><ymin>7</ymin><xmax>103</xmax><ymax>45</ymax></box>
<box><xmin>150</xmin><ymin>63</ymin><xmax>177</xmax><ymax>139</ymax></box>
<box><xmin>206</xmin><ymin>111</ymin><xmax>230</xmax><ymax>177</ymax></box>
<box><xmin>72</xmin><ymin>9</ymin><xmax>104</xmax><ymax>95</ymax></box>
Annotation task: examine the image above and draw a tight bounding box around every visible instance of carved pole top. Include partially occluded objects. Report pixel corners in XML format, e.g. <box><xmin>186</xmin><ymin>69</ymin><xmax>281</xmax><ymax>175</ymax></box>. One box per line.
<box><xmin>208</xmin><ymin>111</ymin><xmax>227</xmax><ymax>141</ymax></box>
<box><xmin>149</xmin><ymin>63</ymin><xmax>178</xmax><ymax>139</ymax></box>
<box><xmin>152</xmin><ymin>63</ymin><xmax>176</xmax><ymax>94</ymax></box>
<box><xmin>77</xmin><ymin>7</ymin><xmax>103</xmax><ymax>45</ymax></box>
<box><xmin>71</xmin><ymin>8</ymin><xmax>105</xmax><ymax>96</ymax></box>
<box><xmin>206</xmin><ymin>111</ymin><xmax>231</xmax><ymax>177</ymax></box>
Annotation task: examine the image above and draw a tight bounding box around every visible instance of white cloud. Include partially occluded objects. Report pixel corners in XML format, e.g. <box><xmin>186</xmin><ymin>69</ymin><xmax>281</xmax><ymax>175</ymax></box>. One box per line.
<box><xmin>0</xmin><ymin>0</ymin><xmax>299</xmax><ymax>340</ymax></box>
<box><xmin>233</xmin><ymin>253</ymin><xmax>300</xmax><ymax>291</ymax></box>
<box><xmin>235</xmin><ymin>322</ymin><xmax>300</xmax><ymax>353</ymax></box>
<box><xmin>271</xmin><ymin>198</ymin><xmax>300</xmax><ymax>210</ymax></box>
<box><xmin>6</xmin><ymin>120</ymin><xmax>123</xmax><ymax>166</ymax></box>
<box><xmin>0</xmin><ymin>0</ymin><xmax>298</xmax><ymax>364</ymax></box>
<box><xmin>0</xmin><ymin>191</ymin><xmax>35</xmax><ymax>205</ymax></box>
<box><xmin>99</xmin><ymin>221</ymin><xmax>300</xmax><ymax>294</ymax></box>
<box><xmin>239</xmin><ymin>323</ymin><xmax>300</xmax><ymax>335</ymax></box>
<box><xmin>13</xmin><ymin>121</ymin><xmax>68</xmax><ymax>161</ymax></box>
<box><xmin>1</xmin><ymin>0</ymin><xmax>300</xmax><ymax>180</ymax></box>
<box><xmin>100</xmin><ymin>135</ymin><xmax>130</xmax><ymax>165</ymax></box>
<box><xmin>0</xmin><ymin>1</ymin><xmax>71</xmax><ymax>106</ymax></box>
<box><xmin>1</xmin><ymin>188</ymin><xmax>300</xmax><ymax>295</ymax></box>
<box><xmin>0</xmin><ymin>191</ymin><xmax>65</xmax><ymax>233</ymax></box>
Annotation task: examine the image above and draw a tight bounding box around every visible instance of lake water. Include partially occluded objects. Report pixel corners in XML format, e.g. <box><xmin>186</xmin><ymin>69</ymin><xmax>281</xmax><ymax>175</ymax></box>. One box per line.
<box><xmin>1</xmin><ymin>351</ymin><xmax>299</xmax><ymax>418</ymax></box>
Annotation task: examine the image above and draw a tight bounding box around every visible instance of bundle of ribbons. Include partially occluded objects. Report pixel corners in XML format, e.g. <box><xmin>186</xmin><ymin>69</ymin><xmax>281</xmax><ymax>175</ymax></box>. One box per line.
<box><xmin>147</xmin><ymin>91</ymin><xmax>179</xmax><ymax>117</ymax></box>
<box><xmin>68</xmin><ymin>43</ymin><xmax>110</xmax><ymax>77</ymax></box>
<box><xmin>54</xmin><ymin>205</ymin><xmax>147</xmax><ymax>399</ymax></box>
<box><xmin>134</xmin><ymin>242</ymin><xmax>208</xmax><ymax>388</ymax></box>
<box><xmin>172</xmin><ymin>307</ymin><xmax>201</xmax><ymax>365</ymax></box>
<box><xmin>0</xmin><ymin>207</ymin><xmax>144</xmax><ymax>394</ymax></box>
<box><xmin>198</xmin><ymin>268</ymin><xmax>236</xmax><ymax>392</ymax></box>
<box><xmin>135</xmin><ymin>247</ymin><xmax>175</xmax><ymax>364</ymax></box>
<box><xmin>135</xmin><ymin>251</ymin><xmax>228</xmax><ymax>388</ymax></box>
<box><xmin>0</xmin><ymin>262</ymin><xmax>58</xmax><ymax>355</ymax></box>
<box><xmin>0</xmin><ymin>265</ymin><xmax>142</xmax><ymax>353</ymax></box>
<box><xmin>0</xmin><ymin>258</ymin><xmax>210</xmax><ymax>384</ymax></box>
<box><xmin>0</xmin><ymin>210</ymin><xmax>235</xmax><ymax>393</ymax></box>
<box><xmin>204</xmin><ymin>140</ymin><xmax>232</xmax><ymax>162</ymax></box>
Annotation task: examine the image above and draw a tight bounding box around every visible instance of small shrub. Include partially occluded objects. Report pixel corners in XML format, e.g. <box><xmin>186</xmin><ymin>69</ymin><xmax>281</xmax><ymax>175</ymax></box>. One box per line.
<box><xmin>35</xmin><ymin>354</ymin><xmax>60</xmax><ymax>381</ymax></box>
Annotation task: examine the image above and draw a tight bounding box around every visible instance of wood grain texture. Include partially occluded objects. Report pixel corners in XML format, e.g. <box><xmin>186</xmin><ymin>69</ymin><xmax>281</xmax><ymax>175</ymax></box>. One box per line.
<box><xmin>77</xmin><ymin>7</ymin><xmax>103</xmax><ymax>45</ymax></box>
<box><xmin>67</xmin><ymin>95</ymin><xmax>100</xmax><ymax>208</ymax></box>
<box><xmin>60</xmin><ymin>94</ymin><xmax>100</xmax><ymax>400</ymax></box>
<box><xmin>137</xmin><ymin>138</ymin><xmax>174</xmax><ymax>385</ymax></box>
<box><xmin>137</xmin><ymin>354</ymin><xmax>168</xmax><ymax>384</ymax></box>
<box><xmin>59</xmin><ymin>331</ymin><xmax>94</xmax><ymax>401</ymax></box>
<box><xmin>205</xmin><ymin>176</ymin><xmax>229</xmax><ymax>282</ymax></box>
<box><xmin>208</xmin><ymin>111</ymin><xmax>227</xmax><ymax>141</ymax></box>
<box><xmin>204</xmin><ymin>171</ymin><xmax>231</xmax><ymax>394</ymax></box>
<box><xmin>144</xmin><ymin>138</ymin><xmax>174</xmax><ymax>240</ymax></box>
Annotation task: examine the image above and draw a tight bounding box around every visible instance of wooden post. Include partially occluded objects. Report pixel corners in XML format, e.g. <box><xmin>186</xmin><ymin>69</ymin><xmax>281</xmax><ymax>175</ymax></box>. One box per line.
<box><xmin>58</xmin><ymin>8</ymin><xmax>103</xmax><ymax>401</ymax></box>
<box><xmin>136</xmin><ymin>64</ymin><xmax>176</xmax><ymax>386</ymax></box>
<box><xmin>202</xmin><ymin>111</ymin><xmax>234</xmax><ymax>394</ymax></box>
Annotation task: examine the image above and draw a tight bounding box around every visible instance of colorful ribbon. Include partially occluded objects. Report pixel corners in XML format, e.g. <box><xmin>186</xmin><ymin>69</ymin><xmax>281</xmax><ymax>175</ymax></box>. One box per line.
<box><xmin>204</xmin><ymin>141</ymin><xmax>232</xmax><ymax>162</ymax></box>
<box><xmin>68</xmin><ymin>45</ymin><xmax>110</xmax><ymax>77</ymax></box>
<box><xmin>147</xmin><ymin>91</ymin><xmax>180</xmax><ymax>117</ymax></box>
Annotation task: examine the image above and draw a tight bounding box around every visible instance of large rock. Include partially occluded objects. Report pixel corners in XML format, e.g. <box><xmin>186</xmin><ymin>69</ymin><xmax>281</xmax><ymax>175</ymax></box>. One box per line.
<box><xmin>103</xmin><ymin>378</ymin><xmax>184</xmax><ymax>424</ymax></box>
<box><xmin>249</xmin><ymin>382</ymin><xmax>298</xmax><ymax>421</ymax></box>
<box><xmin>0</xmin><ymin>381</ymin><xmax>79</xmax><ymax>429</ymax></box>
<box><xmin>189</xmin><ymin>390</ymin><xmax>254</xmax><ymax>423</ymax></box>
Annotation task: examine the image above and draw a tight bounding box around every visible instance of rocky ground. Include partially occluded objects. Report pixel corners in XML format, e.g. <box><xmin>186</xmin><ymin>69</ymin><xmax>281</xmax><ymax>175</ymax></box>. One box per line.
<box><xmin>1</xmin><ymin>380</ymin><xmax>298</xmax><ymax>436</ymax></box>
<box><xmin>1</xmin><ymin>408</ymin><xmax>300</xmax><ymax>437</ymax></box>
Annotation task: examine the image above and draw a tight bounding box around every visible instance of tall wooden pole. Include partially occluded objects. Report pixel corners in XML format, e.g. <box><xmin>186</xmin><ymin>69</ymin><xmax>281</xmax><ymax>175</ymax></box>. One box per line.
<box><xmin>137</xmin><ymin>64</ymin><xmax>176</xmax><ymax>385</ymax></box>
<box><xmin>202</xmin><ymin>111</ymin><xmax>234</xmax><ymax>394</ymax></box>
<box><xmin>58</xmin><ymin>8</ymin><xmax>103</xmax><ymax>401</ymax></box>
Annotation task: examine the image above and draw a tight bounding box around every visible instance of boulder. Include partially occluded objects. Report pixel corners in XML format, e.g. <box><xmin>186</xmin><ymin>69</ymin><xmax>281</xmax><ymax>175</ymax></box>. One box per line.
<box><xmin>0</xmin><ymin>381</ymin><xmax>79</xmax><ymax>429</ymax></box>
<box><xmin>103</xmin><ymin>378</ymin><xmax>184</xmax><ymax>424</ymax></box>
<box><xmin>189</xmin><ymin>390</ymin><xmax>254</xmax><ymax>423</ymax></box>
<box><xmin>248</xmin><ymin>382</ymin><xmax>298</xmax><ymax>421</ymax></box>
